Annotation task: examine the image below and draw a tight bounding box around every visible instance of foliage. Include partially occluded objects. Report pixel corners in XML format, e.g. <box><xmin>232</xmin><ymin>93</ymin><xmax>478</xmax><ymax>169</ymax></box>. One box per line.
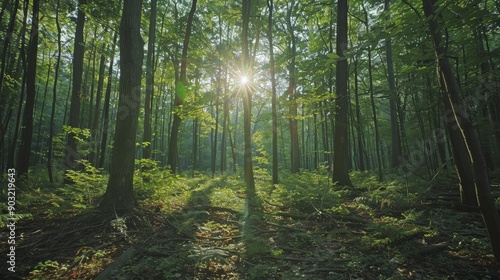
<box><xmin>64</xmin><ymin>160</ymin><xmax>106</xmax><ymax>208</ymax></box>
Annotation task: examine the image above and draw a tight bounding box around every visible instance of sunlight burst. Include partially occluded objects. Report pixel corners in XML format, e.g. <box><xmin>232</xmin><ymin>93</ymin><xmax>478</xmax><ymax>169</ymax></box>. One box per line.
<box><xmin>241</xmin><ymin>76</ymin><xmax>249</xmax><ymax>85</ymax></box>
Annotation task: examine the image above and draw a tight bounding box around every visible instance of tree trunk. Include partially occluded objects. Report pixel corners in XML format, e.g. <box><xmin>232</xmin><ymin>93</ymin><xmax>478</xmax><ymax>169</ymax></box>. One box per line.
<box><xmin>48</xmin><ymin>0</ymin><xmax>61</xmax><ymax>183</ymax></box>
<box><xmin>99</xmin><ymin>0</ymin><xmax>144</xmax><ymax>213</ymax></box>
<box><xmin>422</xmin><ymin>0</ymin><xmax>500</xmax><ymax>261</ymax></box>
<box><xmin>17</xmin><ymin>0</ymin><xmax>39</xmax><ymax>176</ymax></box>
<box><xmin>34</xmin><ymin>55</ymin><xmax>51</xmax><ymax>165</ymax></box>
<box><xmin>241</xmin><ymin>0</ymin><xmax>260</xmax><ymax>238</ymax></box>
<box><xmin>220</xmin><ymin>67</ymin><xmax>229</xmax><ymax>173</ymax></box>
<box><xmin>212</xmin><ymin>93</ymin><xmax>219</xmax><ymax>177</ymax></box>
<box><xmin>6</xmin><ymin>0</ymin><xmax>27</xmax><ymax>170</ymax></box>
<box><xmin>354</xmin><ymin>58</ymin><xmax>365</xmax><ymax>171</ymax></box>
<box><xmin>268</xmin><ymin>0</ymin><xmax>278</xmax><ymax>184</ymax></box>
<box><xmin>167</xmin><ymin>0</ymin><xmax>197</xmax><ymax>173</ymax></box>
<box><xmin>286</xmin><ymin>1</ymin><xmax>300</xmax><ymax>174</ymax></box>
<box><xmin>384</xmin><ymin>0</ymin><xmax>402</xmax><ymax>168</ymax></box>
<box><xmin>65</xmin><ymin>0</ymin><xmax>86</xmax><ymax>179</ymax></box>
<box><xmin>362</xmin><ymin>4</ymin><xmax>383</xmax><ymax>181</ymax></box>
<box><xmin>332</xmin><ymin>0</ymin><xmax>352</xmax><ymax>186</ymax></box>
<box><xmin>143</xmin><ymin>0</ymin><xmax>156</xmax><ymax>161</ymax></box>
<box><xmin>98</xmin><ymin>32</ymin><xmax>118</xmax><ymax>169</ymax></box>
<box><xmin>90</xmin><ymin>43</ymin><xmax>106</xmax><ymax>165</ymax></box>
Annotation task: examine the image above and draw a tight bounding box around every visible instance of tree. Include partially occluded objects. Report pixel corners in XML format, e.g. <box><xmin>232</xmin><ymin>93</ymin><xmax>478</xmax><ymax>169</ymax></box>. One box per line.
<box><xmin>65</xmin><ymin>0</ymin><xmax>86</xmax><ymax>180</ymax></box>
<box><xmin>99</xmin><ymin>0</ymin><xmax>144</xmax><ymax>212</ymax></box>
<box><xmin>17</xmin><ymin>0</ymin><xmax>40</xmax><ymax>176</ymax></box>
<box><xmin>98</xmin><ymin>31</ymin><xmax>118</xmax><ymax>169</ymax></box>
<box><xmin>242</xmin><ymin>0</ymin><xmax>255</xmax><ymax>196</ymax></box>
<box><xmin>384</xmin><ymin>0</ymin><xmax>402</xmax><ymax>168</ymax></box>
<box><xmin>142</xmin><ymin>0</ymin><xmax>157</xmax><ymax>161</ymax></box>
<box><xmin>422</xmin><ymin>0</ymin><xmax>500</xmax><ymax>261</ymax></box>
<box><xmin>286</xmin><ymin>1</ymin><xmax>300</xmax><ymax>174</ymax></box>
<box><xmin>332</xmin><ymin>0</ymin><xmax>352</xmax><ymax>187</ymax></box>
<box><xmin>48</xmin><ymin>0</ymin><xmax>62</xmax><ymax>183</ymax></box>
<box><xmin>167</xmin><ymin>0</ymin><xmax>197</xmax><ymax>173</ymax></box>
<box><xmin>267</xmin><ymin>0</ymin><xmax>278</xmax><ymax>185</ymax></box>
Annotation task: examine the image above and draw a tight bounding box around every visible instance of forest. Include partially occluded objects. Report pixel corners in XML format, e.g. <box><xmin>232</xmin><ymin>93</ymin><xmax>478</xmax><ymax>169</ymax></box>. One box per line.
<box><xmin>1</xmin><ymin>0</ymin><xmax>500</xmax><ymax>278</ymax></box>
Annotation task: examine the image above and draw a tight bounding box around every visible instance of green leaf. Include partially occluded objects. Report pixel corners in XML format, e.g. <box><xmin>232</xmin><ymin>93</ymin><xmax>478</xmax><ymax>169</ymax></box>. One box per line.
<box><xmin>176</xmin><ymin>81</ymin><xmax>187</xmax><ymax>101</ymax></box>
<box><xmin>327</xmin><ymin>53</ymin><xmax>340</xmax><ymax>60</ymax></box>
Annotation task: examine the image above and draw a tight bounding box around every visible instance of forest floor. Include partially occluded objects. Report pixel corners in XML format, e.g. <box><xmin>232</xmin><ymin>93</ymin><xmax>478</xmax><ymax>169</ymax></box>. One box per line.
<box><xmin>1</xmin><ymin>169</ymin><xmax>500</xmax><ymax>279</ymax></box>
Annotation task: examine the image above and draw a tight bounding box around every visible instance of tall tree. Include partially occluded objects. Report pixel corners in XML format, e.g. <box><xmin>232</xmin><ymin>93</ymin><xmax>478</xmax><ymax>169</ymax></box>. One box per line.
<box><xmin>143</xmin><ymin>0</ymin><xmax>157</xmax><ymax>160</ymax></box>
<box><xmin>241</xmin><ymin>0</ymin><xmax>260</xmax><ymax>241</ymax></box>
<box><xmin>167</xmin><ymin>0</ymin><xmax>198</xmax><ymax>173</ymax></box>
<box><xmin>362</xmin><ymin>3</ymin><xmax>383</xmax><ymax>181</ymax></box>
<box><xmin>268</xmin><ymin>0</ymin><xmax>278</xmax><ymax>184</ymax></box>
<box><xmin>98</xmin><ymin>31</ymin><xmax>118</xmax><ymax>169</ymax></box>
<box><xmin>384</xmin><ymin>0</ymin><xmax>402</xmax><ymax>168</ymax></box>
<box><xmin>286</xmin><ymin>1</ymin><xmax>300</xmax><ymax>173</ymax></box>
<box><xmin>99</xmin><ymin>0</ymin><xmax>144</xmax><ymax>212</ymax></box>
<box><xmin>422</xmin><ymin>0</ymin><xmax>500</xmax><ymax>261</ymax></box>
<box><xmin>6</xmin><ymin>0</ymin><xmax>28</xmax><ymax>171</ymax></box>
<box><xmin>332</xmin><ymin>0</ymin><xmax>352</xmax><ymax>186</ymax></box>
<box><xmin>65</xmin><ymin>0</ymin><xmax>86</xmax><ymax>179</ymax></box>
<box><xmin>17</xmin><ymin>0</ymin><xmax>40</xmax><ymax>176</ymax></box>
<box><xmin>0</xmin><ymin>0</ymin><xmax>20</xmax><ymax>102</ymax></box>
<box><xmin>48</xmin><ymin>0</ymin><xmax>62</xmax><ymax>183</ymax></box>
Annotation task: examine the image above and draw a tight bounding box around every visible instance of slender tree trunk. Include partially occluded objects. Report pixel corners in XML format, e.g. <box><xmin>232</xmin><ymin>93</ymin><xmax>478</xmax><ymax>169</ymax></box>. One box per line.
<box><xmin>48</xmin><ymin>0</ymin><xmax>61</xmax><ymax>183</ymax></box>
<box><xmin>98</xmin><ymin>32</ymin><xmax>118</xmax><ymax>169</ymax></box>
<box><xmin>268</xmin><ymin>0</ymin><xmax>278</xmax><ymax>183</ymax></box>
<box><xmin>332</xmin><ymin>0</ymin><xmax>352</xmax><ymax>186</ymax></box>
<box><xmin>65</xmin><ymin>0</ymin><xmax>86</xmax><ymax>179</ymax></box>
<box><xmin>212</xmin><ymin>93</ymin><xmax>219</xmax><ymax>177</ymax></box>
<box><xmin>17</xmin><ymin>0</ymin><xmax>39</xmax><ymax>176</ymax></box>
<box><xmin>34</xmin><ymin>56</ymin><xmax>51</xmax><ymax>165</ymax></box>
<box><xmin>362</xmin><ymin>4</ymin><xmax>383</xmax><ymax>181</ymax></box>
<box><xmin>99</xmin><ymin>0</ymin><xmax>144</xmax><ymax>213</ymax></box>
<box><xmin>354</xmin><ymin>58</ymin><xmax>365</xmax><ymax>171</ymax></box>
<box><xmin>90</xmin><ymin>43</ymin><xmax>106</xmax><ymax>165</ymax></box>
<box><xmin>143</xmin><ymin>0</ymin><xmax>156</xmax><ymax>161</ymax></box>
<box><xmin>167</xmin><ymin>0</ymin><xmax>197</xmax><ymax>173</ymax></box>
<box><xmin>6</xmin><ymin>0</ymin><xmax>27</xmax><ymax>170</ymax></box>
<box><xmin>384</xmin><ymin>0</ymin><xmax>402</xmax><ymax>168</ymax></box>
<box><xmin>422</xmin><ymin>0</ymin><xmax>500</xmax><ymax>261</ymax></box>
<box><xmin>242</xmin><ymin>0</ymin><xmax>260</xmax><ymax>239</ymax></box>
<box><xmin>87</xmin><ymin>40</ymin><xmax>97</xmax><ymax>130</ymax></box>
<box><xmin>286</xmin><ymin>1</ymin><xmax>300</xmax><ymax>173</ymax></box>
<box><xmin>220</xmin><ymin>68</ymin><xmax>229</xmax><ymax>173</ymax></box>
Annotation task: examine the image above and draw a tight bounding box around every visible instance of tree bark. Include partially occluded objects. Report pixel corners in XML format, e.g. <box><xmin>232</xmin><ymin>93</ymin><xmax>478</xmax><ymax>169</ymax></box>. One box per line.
<box><xmin>90</xmin><ymin>43</ymin><xmax>106</xmax><ymax>165</ymax></box>
<box><xmin>167</xmin><ymin>0</ymin><xmax>197</xmax><ymax>173</ymax></box>
<box><xmin>332</xmin><ymin>0</ymin><xmax>352</xmax><ymax>186</ymax></box>
<box><xmin>65</xmin><ymin>0</ymin><xmax>86</xmax><ymax>179</ymax></box>
<box><xmin>98</xmin><ymin>32</ymin><xmax>118</xmax><ymax>169</ymax></box>
<box><xmin>384</xmin><ymin>0</ymin><xmax>402</xmax><ymax>168</ymax></box>
<box><xmin>99</xmin><ymin>0</ymin><xmax>144</xmax><ymax>213</ymax></box>
<box><xmin>286</xmin><ymin>1</ymin><xmax>300</xmax><ymax>174</ymax></box>
<box><xmin>6</xmin><ymin>0</ymin><xmax>27</xmax><ymax>170</ymax></box>
<box><xmin>268</xmin><ymin>0</ymin><xmax>278</xmax><ymax>184</ymax></box>
<box><xmin>17</xmin><ymin>0</ymin><xmax>39</xmax><ymax>176</ymax></box>
<box><xmin>362</xmin><ymin>4</ymin><xmax>383</xmax><ymax>181</ymax></box>
<box><xmin>353</xmin><ymin>58</ymin><xmax>365</xmax><ymax>171</ymax></box>
<box><xmin>422</xmin><ymin>0</ymin><xmax>500</xmax><ymax>261</ymax></box>
<box><xmin>143</xmin><ymin>0</ymin><xmax>156</xmax><ymax>161</ymax></box>
<box><xmin>48</xmin><ymin>0</ymin><xmax>61</xmax><ymax>183</ymax></box>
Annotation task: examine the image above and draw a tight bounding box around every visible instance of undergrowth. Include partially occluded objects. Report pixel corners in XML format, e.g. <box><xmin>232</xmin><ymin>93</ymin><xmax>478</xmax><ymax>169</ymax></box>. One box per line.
<box><xmin>1</xmin><ymin>164</ymin><xmax>498</xmax><ymax>279</ymax></box>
